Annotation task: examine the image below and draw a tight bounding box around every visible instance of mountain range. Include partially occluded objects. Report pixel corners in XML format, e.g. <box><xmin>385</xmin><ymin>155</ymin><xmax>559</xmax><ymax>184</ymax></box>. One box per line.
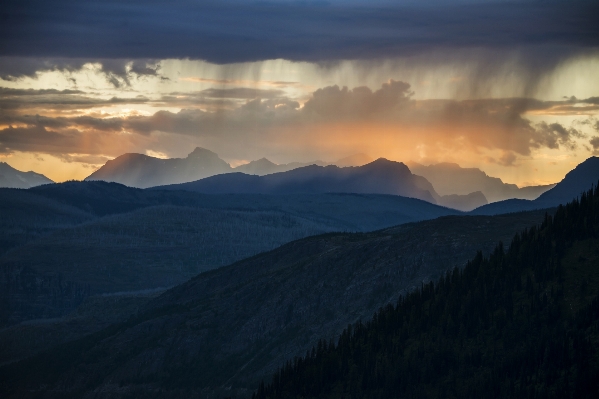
<box><xmin>84</xmin><ymin>147</ymin><xmax>573</xmax><ymax>212</ymax></box>
<box><xmin>0</xmin><ymin>162</ymin><xmax>53</xmax><ymax>189</ymax></box>
<box><xmin>5</xmin><ymin>147</ymin><xmax>563</xmax><ymax>212</ymax></box>
<box><xmin>0</xmin><ymin>181</ymin><xmax>461</xmax><ymax>327</ymax></box>
<box><xmin>408</xmin><ymin>161</ymin><xmax>555</xmax><ymax>203</ymax></box>
<box><xmin>471</xmin><ymin>156</ymin><xmax>599</xmax><ymax>215</ymax></box>
<box><xmin>1</xmin><ymin>156</ymin><xmax>595</xmax><ymax>328</ymax></box>
<box><xmin>157</xmin><ymin>158</ymin><xmax>437</xmax><ymax>201</ymax></box>
<box><xmin>0</xmin><ymin>207</ymin><xmax>551</xmax><ymax>396</ymax></box>
<box><xmin>84</xmin><ymin>147</ymin><xmax>232</xmax><ymax>188</ymax></box>
<box><xmin>234</xmin><ymin>153</ymin><xmax>374</xmax><ymax>175</ymax></box>
<box><xmin>85</xmin><ymin>148</ymin><xmax>374</xmax><ymax>189</ymax></box>
<box><xmin>253</xmin><ymin>188</ymin><xmax>599</xmax><ymax>399</ymax></box>
<box><xmin>0</xmin><ymin>157</ymin><xmax>598</xmax><ymax>397</ymax></box>
<box><xmin>156</xmin><ymin>158</ymin><xmax>490</xmax><ymax>211</ymax></box>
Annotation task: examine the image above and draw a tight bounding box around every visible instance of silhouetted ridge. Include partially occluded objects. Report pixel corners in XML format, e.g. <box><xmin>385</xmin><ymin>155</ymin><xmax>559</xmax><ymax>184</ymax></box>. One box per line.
<box><xmin>409</xmin><ymin>161</ymin><xmax>555</xmax><ymax>203</ymax></box>
<box><xmin>0</xmin><ymin>162</ymin><xmax>53</xmax><ymax>188</ymax></box>
<box><xmin>186</xmin><ymin>146</ymin><xmax>219</xmax><ymax>159</ymax></box>
<box><xmin>254</xmin><ymin>183</ymin><xmax>599</xmax><ymax>399</ymax></box>
<box><xmin>471</xmin><ymin>156</ymin><xmax>599</xmax><ymax>215</ymax></box>
<box><xmin>536</xmin><ymin>156</ymin><xmax>599</xmax><ymax>205</ymax></box>
<box><xmin>156</xmin><ymin>158</ymin><xmax>440</xmax><ymax>204</ymax></box>
<box><xmin>85</xmin><ymin>147</ymin><xmax>232</xmax><ymax>188</ymax></box>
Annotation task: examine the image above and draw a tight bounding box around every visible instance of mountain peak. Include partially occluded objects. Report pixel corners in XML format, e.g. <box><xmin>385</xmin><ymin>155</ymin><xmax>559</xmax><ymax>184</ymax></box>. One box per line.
<box><xmin>0</xmin><ymin>161</ymin><xmax>53</xmax><ymax>188</ymax></box>
<box><xmin>367</xmin><ymin>158</ymin><xmax>408</xmax><ymax>169</ymax></box>
<box><xmin>86</xmin><ymin>147</ymin><xmax>231</xmax><ymax>188</ymax></box>
<box><xmin>187</xmin><ymin>147</ymin><xmax>218</xmax><ymax>159</ymax></box>
<box><xmin>254</xmin><ymin>157</ymin><xmax>276</xmax><ymax>166</ymax></box>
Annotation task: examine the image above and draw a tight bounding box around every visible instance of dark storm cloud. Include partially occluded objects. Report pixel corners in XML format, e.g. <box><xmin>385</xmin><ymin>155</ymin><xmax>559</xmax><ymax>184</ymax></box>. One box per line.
<box><xmin>0</xmin><ymin>57</ymin><xmax>162</xmax><ymax>86</ymax></box>
<box><xmin>0</xmin><ymin>1</ymin><xmax>597</xmax><ymax>67</ymax></box>
<box><xmin>0</xmin><ymin>58</ymin><xmax>87</xmax><ymax>81</ymax></box>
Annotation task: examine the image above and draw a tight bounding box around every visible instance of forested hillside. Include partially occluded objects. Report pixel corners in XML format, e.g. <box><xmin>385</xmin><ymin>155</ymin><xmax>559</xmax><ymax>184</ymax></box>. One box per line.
<box><xmin>255</xmin><ymin>185</ymin><xmax>599</xmax><ymax>399</ymax></box>
<box><xmin>0</xmin><ymin>210</ymin><xmax>550</xmax><ymax>397</ymax></box>
<box><xmin>1</xmin><ymin>182</ymin><xmax>461</xmax><ymax>327</ymax></box>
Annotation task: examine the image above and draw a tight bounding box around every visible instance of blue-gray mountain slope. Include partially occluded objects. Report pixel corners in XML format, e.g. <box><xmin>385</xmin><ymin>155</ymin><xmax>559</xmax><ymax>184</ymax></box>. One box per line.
<box><xmin>471</xmin><ymin>156</ymin><xmax>599</xmax><ymax>215</ymax></box>
<box><xmin>155</xmin><ymin>158</ymin><xmax>439</xmax><ymax>203</ymax></box>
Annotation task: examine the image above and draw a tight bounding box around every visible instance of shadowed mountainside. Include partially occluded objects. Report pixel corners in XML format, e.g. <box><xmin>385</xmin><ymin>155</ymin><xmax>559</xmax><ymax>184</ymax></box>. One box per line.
<box><xmin>0</xmin><ymin>189</ymin><xmax>93</xmax><ymax>257</ymax></box>
<box><xmin>234</xmin><ymin>154</ymin><xmax>373</xmax><ymax>176</ymax></box>
<box><xmin>409</xmin><ymin>161</ymin><xmax>555</xmax><ymax>203</ymax></box>
<box><xmin>84</xmin><ymin>147</ymin><xmax>232</xmax><ymax>188</ymax></box>
<box><xmin>157</xmin><ymin>158</ymin><xmax>441</xmax><ymax>203</ymax></box>
<box><xmin>471</xmin><ymin>157</ymin><xmax>599</xmax><ymax>215</ymax></box>
<box><xmin>0</xmin><ymin>162</ymin><xmax>53</xmax><ymax>189</ymax></box>
<box><xmin>0</xmin><ymin>208</ymin><xmax>551</xmax><ymax>397</ymax></box>
<box><xmin>438</xmin><ymin>191</ymin><xmax>487</xmax><ymax>212</ymax></box>
<box><xmin>254</xmin><ymin>186</ymin><xmax>599</xmax><ymax>399</ymax></box>
<box><xmin>0</xmin><ymin>206</ymin><xmax>338</xmax><ymax>326</ymax></box>
<box><xmin>158</xmin><ymin>158</ymin><xmax>488</xmax><ymax>211</ymax></box>
<box><xmin>86</xmin><ymin>148</ymin><xmax>486</xmax><ymax>211</ymax></box>
<box><xmin>26</xmin><ymin>180</ymin><xmax>460</xmax><ymax>230</ymax></box>
<box><xmin>0</xmin><ymin>181</ymin><xmax>461</xmax><ymax>327</ymax></box>
<box><xmin>86</xmin><ymin>148</ymin><xmax>374</xmax><ymax>188</ymax></box>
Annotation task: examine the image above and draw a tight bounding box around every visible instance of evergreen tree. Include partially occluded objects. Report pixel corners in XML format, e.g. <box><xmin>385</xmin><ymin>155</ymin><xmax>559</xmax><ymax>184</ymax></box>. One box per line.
<box><xmin>254</xmin><ymin>184</ymin><xmax>599</xmax><ymax>399</ymax></box>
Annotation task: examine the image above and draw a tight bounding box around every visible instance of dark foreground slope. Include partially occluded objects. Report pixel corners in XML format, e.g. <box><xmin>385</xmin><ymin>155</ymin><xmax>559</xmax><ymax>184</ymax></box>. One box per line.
<box><xmin>255</xmin><ymin>187</ymin><xmax>599</xmax><ymax>399</ymax></box>
<box><xmin>0</xmin><ymin>209</ymin><xmax>550</xmax><ymax>398</ymax></box>
<box><xmin>471</xmin><ymin>156</ymin><xmax>599</xmax><ymax>215</ymax></box>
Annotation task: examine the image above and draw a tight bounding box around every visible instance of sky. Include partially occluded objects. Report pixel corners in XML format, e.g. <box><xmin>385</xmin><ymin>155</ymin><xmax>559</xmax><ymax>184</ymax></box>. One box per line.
<box><xmin>1</xmin><ymin>0</ymin><xmax>598</xmax><ymax>186</ymax></box>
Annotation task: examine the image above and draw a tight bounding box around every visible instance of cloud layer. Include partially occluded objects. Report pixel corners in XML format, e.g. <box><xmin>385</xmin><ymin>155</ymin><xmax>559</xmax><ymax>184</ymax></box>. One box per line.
<box><xmin>0</xmin><ymin>80</ymin><xmax>592</xmax><ymax>166</ymax></box>
<box><xmin>1</xmin><ymin>1</ymin><xmax>597</xmax><ymax>67</ymax></box>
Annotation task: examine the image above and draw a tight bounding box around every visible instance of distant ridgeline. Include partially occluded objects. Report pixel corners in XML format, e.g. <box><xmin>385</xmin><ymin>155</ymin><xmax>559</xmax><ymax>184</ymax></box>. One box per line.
<box><xmin>254</xmin><ymin>184</ymin><xmax>599</xmax><ymax>399</ymax></box>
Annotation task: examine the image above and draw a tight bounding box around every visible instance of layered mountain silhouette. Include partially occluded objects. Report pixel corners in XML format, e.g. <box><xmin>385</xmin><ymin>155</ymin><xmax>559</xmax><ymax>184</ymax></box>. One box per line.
<box><xmin>86</xmin><ymin>148</ymin><xmax>488</xmax><ymax>210</ymax></box>
<box><xmin>234</xmin><ymin>158</ymin><xmax>326</xmax><ymax>175</ymax></box>
<box><xmin>86</xmin><ymin>148</ymin><xmax>374</xmax><ymax>189</ymax></box>
<box><xmin>85</xmin><ymin>147</ymin><xmax>232</xmax><ymax>188</ymax></box>
<box><xmin>1</xmin><ymin>180</ymin><xmax>461</xmax><ymax>326</ymax></box>
<box><xmin>157</xmin><ymin>158</ymin><xmax>486</xmax><ymax>211</ymax></box>
<box><xmin>235</xmin><ymin>154</ymin><xmax>373</xmax><ymax>175</ymax></box>
<box><xmin>2</xmin><ymin>157</ymin><xmax>597</xmax><ymax>397</ymax></box>
<box><xmin>0</xmin><ymin>207</ymin><xmax>550</xmax><ymax>396</ymax></box>
<box><xmin>0</xmin><ymin>162</ymin><xmax>53</xmax><ymax>188</ymax></box>
<box><xmin>157</xmin><ymin>158</ymin><xmax>439</xmax><ymax>203</ymax></box>
<box><xmin>408</xmin><ymin>161</ymin><xmax>555</xmax><ymax>203</ymax></box>
<box><xmin>471</xmin><ymin>156</ymin><xmax>599</xmax><ymax>215</ymax></box>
